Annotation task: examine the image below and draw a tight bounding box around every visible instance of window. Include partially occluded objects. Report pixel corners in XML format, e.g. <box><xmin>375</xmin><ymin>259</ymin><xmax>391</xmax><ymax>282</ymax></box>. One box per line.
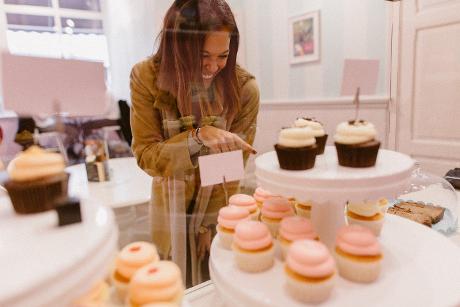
<box><xmin>2</xmin><ymin>0</ymin><xmax>109</xmax><ymax>65</ymax></box>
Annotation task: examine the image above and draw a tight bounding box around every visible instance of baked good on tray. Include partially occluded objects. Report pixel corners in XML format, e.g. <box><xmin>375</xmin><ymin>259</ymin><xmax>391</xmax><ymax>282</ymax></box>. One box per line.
<box><xmin>293</xmin><ymin>117</ymin><xmax>328</xmax><ymax>154</ymax></box>
<box><xmin>274</xmin><ymin>127</ymin><xmax>317</xmax><ymax>170</ymax></box>
<box><xmin>334</xmin><ymin>120</ymin><xmax>380</xmax><ymax>167</ymax></box>
<box><xmin>387</xmin><ymin>201</ymin><xmax>445</xmax><ymax>227</ymax></box>
<box><xmin>4</xmin><ymin>145</ymin><xmax>69</xmax><ymax>214</ymax></box>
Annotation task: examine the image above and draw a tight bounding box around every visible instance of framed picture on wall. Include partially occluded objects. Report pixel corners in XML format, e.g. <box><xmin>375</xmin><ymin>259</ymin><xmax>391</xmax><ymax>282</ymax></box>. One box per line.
<box><xmin>289</xmin><ymin>10</ymin><xmax>320</xmax><ymax>64</ymax></box>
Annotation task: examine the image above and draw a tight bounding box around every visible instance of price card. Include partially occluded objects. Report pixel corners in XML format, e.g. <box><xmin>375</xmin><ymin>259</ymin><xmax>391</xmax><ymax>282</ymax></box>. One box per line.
<box><xmin>198</xmin><ymin>150</ymin><xmax>245</xmax><ymax>187</ymax></box>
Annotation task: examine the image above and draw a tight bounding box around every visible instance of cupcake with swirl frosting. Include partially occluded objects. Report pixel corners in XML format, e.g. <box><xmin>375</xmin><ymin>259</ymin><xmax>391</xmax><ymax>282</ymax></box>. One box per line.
<box><xmin>278</xmin><ymin>216</ymin><xmax>319</xmax><ymax>259</ymax></box>
<box><xmin>294</xmin><ymin>117</ymin><xmax>328</xmax><ymax>154</ymax></box>
<box><xmin>253</xmin><ymin>187</ymin><xmax>275</xmax><ymax>209</ymax></box>
<box><xmin>274</xmin><ymin>127</ymin><xmax>317</xmax><ymax>170</ymax></box>
<box><xmin>260</xmin><ymin>196</ymin><xmax>295</xmax><ymax>237</ymax></box>
<box><xmin>229</xmin><ymin>194</ymin><xmax>260</xmax><ymax>221</ymax></box>
<box><xmin>232</xmin><ymin>220</ymin><xmax>275</xmax><ymax>272</ymax></box>
<box><xmin>334</xmin><ymin>120</ymin><xmax>380</xmax><ymax>167</ymax></box>
<box><xmin>346</xmin><ymin>200</ymin><xmax>385</xmax><ymax>236</ymax></box>
<box><xmin>4</xmin><ymin>145</ymin><xmax>69</xmax><ymax>214</ymax></box>
<box><xmin>217</xmin><ymin>205</ymin><xmax>251</xmax><ymax>249</ymax></box>
<box><xmin>285</xmin><ymin>240</ymin><xmax>336</xmax><ymax>303</ymax></box>
<box><xmin>127</xmin><ymin>261</ymin><xmax>184</xmax><ymax>306</ymax></box>
<box><xmin>334</xmin><ymin>225</ymin><xmax>382</xmax><ymax>283</ymax></box>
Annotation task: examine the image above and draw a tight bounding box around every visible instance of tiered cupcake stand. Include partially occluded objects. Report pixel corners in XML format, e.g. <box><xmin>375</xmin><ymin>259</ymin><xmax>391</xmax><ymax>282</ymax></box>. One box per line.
<box><xmin>209</xmin><ymin>146</ymin><xmax>460</xmax><ymax>306</ymax></box>
<box><xmin>0</xmin><ymin>196</ymin><xmax>118</xmax><ymax>307</ymax></box>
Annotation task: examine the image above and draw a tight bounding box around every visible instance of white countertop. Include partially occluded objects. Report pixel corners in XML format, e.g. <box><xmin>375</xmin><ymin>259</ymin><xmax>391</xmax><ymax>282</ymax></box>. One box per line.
<box><xmin>66</xmin><ymin>157</ymin><xmax>152</xmax><ymax>208</ymax></box>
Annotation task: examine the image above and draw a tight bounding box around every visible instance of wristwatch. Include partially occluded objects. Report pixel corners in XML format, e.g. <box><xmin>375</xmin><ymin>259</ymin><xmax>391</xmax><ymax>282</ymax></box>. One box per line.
<box><xmin>198</xmin><ymin>225</ymin><xmax>209</xmax><ymax>234</ymax></box>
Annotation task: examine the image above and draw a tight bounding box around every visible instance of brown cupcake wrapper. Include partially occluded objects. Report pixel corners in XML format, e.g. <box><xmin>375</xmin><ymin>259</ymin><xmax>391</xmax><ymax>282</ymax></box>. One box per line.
<box><xmin>315</xmin><ymin>134</ymin><xmax>328</xmax><ymax>155</ymax></box>
<box><xmin>275</xmin><ymin>144</ymin><xmax>317</xmax><ymax>170</ymax></box>
<box><xmin>335</xmin><ymin>141</ymin><xmax>380</xmax><ymax>168</ymax></box>
<box><xmin>5</xmin><ymin>172</ymin><xmax>70</xmax><ymax>214</ymax></box>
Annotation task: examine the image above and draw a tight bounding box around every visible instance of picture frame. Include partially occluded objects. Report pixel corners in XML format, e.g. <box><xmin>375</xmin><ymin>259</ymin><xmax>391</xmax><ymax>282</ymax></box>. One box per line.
<box><xmin>288</xmin><ymin>10</ymin><xmax>320</xmax><ymax>64</ymax></box>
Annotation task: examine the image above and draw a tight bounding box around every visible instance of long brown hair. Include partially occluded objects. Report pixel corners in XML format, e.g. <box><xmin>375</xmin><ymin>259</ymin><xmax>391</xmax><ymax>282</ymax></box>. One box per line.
<box><xmin>155</xmin><ymin>0</ymin><xmax>240</xmax><ymax>121</ymax></box>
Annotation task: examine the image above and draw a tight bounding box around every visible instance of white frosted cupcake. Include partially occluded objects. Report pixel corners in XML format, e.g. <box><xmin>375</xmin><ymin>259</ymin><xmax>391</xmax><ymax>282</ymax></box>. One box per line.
<box><xmin>334</xmin><ymin>120</ymin><xmax>381</xmax><ymax>167</ymax></box>
<box><xmin>293</xmin><ymin>117</ymin><xmax>328</xmax><ymax>154</ymax></box>
<box><xmin>285</xmin><ymin>240</ymin><xmax>336</xmax><ymax>303</ymax></box>
<box><xmin>127</xmin><ymin>261</ymin><xmax>184</xmax><ymax>306</ymax></box>
<box><xmin>217</xmin><ymin>206</ymin><xmax>251</xmax><ymax>249</ymax></box>
<box><xmin>294</xmin><ymin>200</ymin><xmax>313</xmax><ymax>218</ymax></box>
<box><xmin>111</xmin><ymin>241</ymin><xmax>160</xmax><ymax>300</ymax></box>
<box><xmin>346</xmin><ymin>200</ymin><xmax>384</xmax><ymax>236</ymax></box>
<box><xmin>260</xmin><ymin>196</ymin><xmax>295</xmax><ymax>237</ymax></box>
<box><xmin>278</xmin><ymin>216</ymin><xmax>319</xmax><ymax>260</ymax></box>
<box><xmin>229</xmin><ymin>194</ymin><xmax>260</xmax><ymax>221</ymax></box>
<box><xmin>232</xmin><ymin>221</ymin><xmax>275</xmax><ymax>272</ymax></box>
<box><xmin>274</xmin><ymin>127</ymin><xmax>317</xmax><ymax>170</ymax></box>
<box><xmin>334</xmin><ymin>225</ymin><xmax>383</xmax><ymax>283</ymax></box>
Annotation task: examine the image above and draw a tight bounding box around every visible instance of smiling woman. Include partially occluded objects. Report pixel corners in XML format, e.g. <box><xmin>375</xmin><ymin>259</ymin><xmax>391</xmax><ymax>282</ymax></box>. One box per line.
<box><xmin>129</xmin><ymin>0</ymin><xmax>260</xmax><ymax>287</ymax></box>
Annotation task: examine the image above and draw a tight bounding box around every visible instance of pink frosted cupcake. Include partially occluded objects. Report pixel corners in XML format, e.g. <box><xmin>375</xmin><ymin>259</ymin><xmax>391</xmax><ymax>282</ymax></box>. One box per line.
<box><xmin>232</xmin><ymin>221</ymin><xmax>275</xmax><ymax>272</ymax></box>
<box><xmin>285</xmin><ymin>240</ymin><xmax>336</xmax><ymax>303</ymax></box>
<box><xmin>229</xmin><ymin>194</ymin><xmax>260</xmax><ymax>221</ymax></box>
<box><xmin>127</xmin><ymin>261</ymin><xmax>184</xmax><ymax>306</ymax></box>
<box><xmin>217</xmin><ymin>206</ymin><xmax>251</xmax><ymax>249</ymax></box>
<box><xmin>335</xmin><ymin>225</ymin><xmax>383</xmax><ymax>283</ymax></box>
<box><xmin>260</xmin><ymin>197</ymin><xmax>295</xmax><ymax>237</ymax></box>
<box><xmin>253</xmin><ymin>187</ymin><xmax>275</xmax><ymax>209</ymax></box>
<box><xmin>278</xmin><ymin>216</ymin><xmax>319</xmax><ymax>259</ymax></box>
<box><xmin>111</xmin><ymin>241</ymin><xmax>160</xmax><ymax>300</ymax></box>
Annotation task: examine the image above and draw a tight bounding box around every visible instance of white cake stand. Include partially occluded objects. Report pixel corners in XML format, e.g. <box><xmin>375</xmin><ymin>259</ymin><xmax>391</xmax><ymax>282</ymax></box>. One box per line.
<box><xmin>210</xmin><ymin>215</ymin><xmax>460</xmax><ymax>307</ymax></box>
<box><xmin>255</xmin><ymin>147</ymin><xmax>415</xmax><ymax>245</ymax></box>
<box><xmin>0</xmin><ymin>196</ymin><xmax>118</xmax><ymax>307</ymax></box>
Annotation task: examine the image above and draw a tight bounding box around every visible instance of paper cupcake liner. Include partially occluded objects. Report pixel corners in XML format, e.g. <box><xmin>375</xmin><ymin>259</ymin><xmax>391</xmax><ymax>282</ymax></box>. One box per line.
<box><xmin>335</xmin><ymin>141</ymin><xmax>381</xmax><ymax>168</ymax></box>
<box><xmin>315</xmin><ymin>134</ymin><xmax>328</xmax><ymax>155</ymax></box>
<box><xmin>285</xmin><ymin>270</ymin><xmax>335</xmax><ymax>303</ymax></box>
<box><xmin>5</xmin><ymin>172</ymin><xmax>69</xmax><ymax>214</ymax></box>
<box><xmin>275</xmin><ymin>144</ymin><xmax>317</xmax><ymax>170</ymax></box>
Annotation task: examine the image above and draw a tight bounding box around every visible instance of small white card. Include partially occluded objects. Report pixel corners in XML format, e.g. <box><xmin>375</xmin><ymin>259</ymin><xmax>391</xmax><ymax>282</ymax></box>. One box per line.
<box><xmin>341</xmin><ymin>59</ymin><xmax>379</xmax><ymax>96</ymax></box>
<box><xmin>198</xmin><ymin>150</ymin><xmax>245</xmax><ymax>187</ymax></box>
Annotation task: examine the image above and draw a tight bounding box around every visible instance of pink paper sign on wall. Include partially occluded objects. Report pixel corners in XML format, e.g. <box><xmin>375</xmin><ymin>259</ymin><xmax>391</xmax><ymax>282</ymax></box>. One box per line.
<box><xmin>198</xmin><ymin>150</ymin><xmax>245</xmax><ymax>187</ymax></box>
<box><xmin>1</xmin><ymin>52</ymin><xmax>108</xmax><ymax>116</ymax></box>
<box><xmin>341</xmin><ymin>59</ymin><xmax>380</xmax><ymax>96</ymax></box>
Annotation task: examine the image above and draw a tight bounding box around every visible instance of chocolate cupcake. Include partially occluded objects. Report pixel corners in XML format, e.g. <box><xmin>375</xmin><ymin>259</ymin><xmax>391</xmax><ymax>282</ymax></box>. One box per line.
<box><xmin>293</xmin><ymin>117</ymin><xmax>328</xmax><ymax>154</ymax></box>
<box><xmin>275</xmin><ymin>127</ymin><xmax>317</xmax><ymax>170</ymax></box>
<box><xmin>334</xmin><ymin>120</ymin><xmax>380</xmax><ymax>167</ymax></box>
<box><xmin>4</xmin><ymin>146</ymin><xmax>69</xmax><ymax>214</ymax></box>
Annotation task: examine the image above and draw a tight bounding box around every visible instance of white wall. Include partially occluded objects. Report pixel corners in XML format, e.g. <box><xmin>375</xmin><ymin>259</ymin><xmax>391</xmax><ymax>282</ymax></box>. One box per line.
<box><xmin>0</xmin><ymin>1</ymin><xmax>8</xmax><ymax>111</ymax></box>
<box><xmin>240</xmin><ymin>0</ymin><xmax>389</xmax><ymax>101</ymax></box>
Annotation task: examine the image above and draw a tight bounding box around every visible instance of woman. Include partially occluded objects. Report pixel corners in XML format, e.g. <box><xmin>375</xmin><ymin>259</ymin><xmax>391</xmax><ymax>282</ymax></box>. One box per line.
<box><xmin>130</xmin><ymin>0</ymin><xmax>260</xmax><ymax>285</ymax></box>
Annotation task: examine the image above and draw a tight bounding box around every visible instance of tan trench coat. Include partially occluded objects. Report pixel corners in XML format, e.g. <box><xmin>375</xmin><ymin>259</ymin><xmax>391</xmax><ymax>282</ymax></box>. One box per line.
<box><xmin>130</xmin><ymin>57</ymin><xmax>259</xmax><ymax>285</ymax></box>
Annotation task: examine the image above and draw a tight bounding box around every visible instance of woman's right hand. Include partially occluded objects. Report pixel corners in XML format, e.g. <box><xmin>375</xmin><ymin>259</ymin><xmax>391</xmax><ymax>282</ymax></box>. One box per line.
<box><xmin>198</xmin><ymin>126</ymin><xmax>257</xmax><ymax>154</ymax></box>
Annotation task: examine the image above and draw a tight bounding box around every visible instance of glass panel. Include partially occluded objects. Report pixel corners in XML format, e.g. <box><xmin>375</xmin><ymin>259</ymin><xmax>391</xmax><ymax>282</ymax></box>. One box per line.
<box><xmin>6</xmin><ymin>13</ymin><xmax>55</xmax><ymax>32</ymax></box>
<box><xmin>4</xmin><ymin>0</ymin><xmax>51</xmax><ymax>7</ymax></box>
<box><xmin>58</xmin><ymin>0</ymin><xmax>100</xmax><ymax>11</ymax></box>
<box><xmin>60</xmin><ymin>17</ymin><xmax>103</xmax><ymax>34</ymax></box>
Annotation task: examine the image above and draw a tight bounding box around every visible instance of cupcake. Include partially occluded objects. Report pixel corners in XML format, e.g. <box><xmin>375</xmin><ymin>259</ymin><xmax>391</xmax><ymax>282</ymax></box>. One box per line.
<box><xmin>334</xmin><ymin>225</ymin><xmax>383</xmax><ymax>283</ymax></box>
<box><xmin>334</xmin><ymin>120</ymin><xmax>381</xmax><ymax>167</ymax></box>
<box><xmin>278</xmin><ymin>216</ymin><xmax>318</xmax><ymax>259</ymax></box>
<box><xmin>217</xmin><ymin>206</ymin><xmax>251</xmax><ymax>249</ymax></box>
<box><xmin>111</xmin><ymin>241</ymin><xmax>160</xmax><ymax>300</ymax></box>
<box><xmin>285</xmin><ymin>240</ymin><xmax>336</xmax><ymax>303</ymax></box>
<box><xmin>294</xmin><ymin>117</ymin><xmax>328</xmax><ymax>154</ymax></box>
<box><xmin>346</xmin><ymin>200</ymin><xmax>385</xmax><ymax>236</ymax></box>
<box><xmin>228</xmin><ymin>194</ymin><xmax>260</xmax><ymax>221</ymax></box>
<box><xmin>274</xmin><ymin>127</ymin><xmax>317</xmax><ymax>170</ymax></box>
<box><xmin>379</xmin><ymin>198</ymin><xmax>389</xmax><ymax>213</ymax></box>
<box><xmin>253</xmin><ymin>187</ymin><xmax>275</xmax><ymax>209</ymax></box>
<box><xmin>4</xmin><ymin>145</ymin><xmax>69</xmax><ymax>214</ymax></box>
<box><xmin>73</xmin><ymin>280</ymin><xmax>109</xmax><ymax>307</ymax></box>
<box><xmin>127</xmin><ymin>261</ymin><xmax>184</xmax><ymax>306</ymax></box>
<box><xmin>294</xmin><ymin>200</ymin><xmax>313</xmax><ymax>218</ymax></box>
<box><xmin>260</xmin><ymin>196</ymin><xmax>295</xmax><ymax>237</ymax></box>
<box><xmin>232</xmin><ymin>220</ymin><xmax>275</xmax><ymax>272</ymax></box>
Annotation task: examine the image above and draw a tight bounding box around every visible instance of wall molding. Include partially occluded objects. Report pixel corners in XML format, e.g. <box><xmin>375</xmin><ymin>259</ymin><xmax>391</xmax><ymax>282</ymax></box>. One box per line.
<box><xmin>260</xmin><ymin>96</ymin><xmax>390</xmax><ymax>108</ymax></box>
